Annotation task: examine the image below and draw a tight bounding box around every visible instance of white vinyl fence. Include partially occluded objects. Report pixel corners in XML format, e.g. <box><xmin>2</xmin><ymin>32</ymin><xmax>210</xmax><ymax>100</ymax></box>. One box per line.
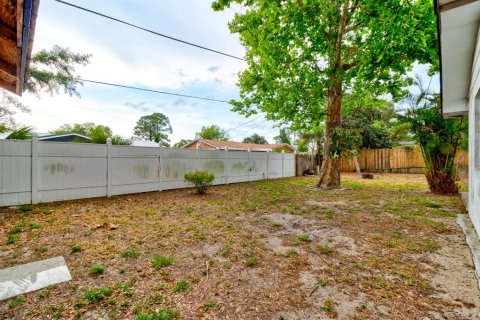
<box><xmin>0</xmin><ymin>137</ymin><xmax>295</xmax><ymax>207</ymax></box>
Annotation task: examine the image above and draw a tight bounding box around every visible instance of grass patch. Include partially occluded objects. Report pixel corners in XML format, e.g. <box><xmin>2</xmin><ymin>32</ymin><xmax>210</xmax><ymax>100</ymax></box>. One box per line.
<box><xmin>120</xmin><ymin>248</ymin><xmax>141</xmax><ymax>258</ymax></box>
<box><xmin>88</xmin><ymin>264</ymin><xmax>105</xmax><ymax>275</ymax></box>
<box><xmin>134</xmin><ymin>308</ymin><xmax>179</xmax><ymax>320</ymax></box>
<box><xmin>318</xmin><ymin>244</ymin><xmax>333</xmax><ymax>255</ymax></box>
<box><xmin>83</xmin><ymin>287</ymin><xmax>112</xmax><ymax>303</ymax></box>
<box><xmin>6</xmin><ymin>234</ymin><xmax>19</xmax><ymax>244</ymax></box>
<box><xmin>9</xmin><ymin>296</ymin><xmax>25</xmax><ymax>308</ymax></box>
<box><xmin>153</xmin><ymin>255</ymin><xmax>174</xmax><ymax>269</ymax></box>
<box><xmin>172</xmin><ymin>280</ymin><xmax>190</xmax><ymax>293</ymax></box>
<box><xmin>298</xmin><ymin>234</ymin><xmax>311</xmax><ymax>242</ymax></box>
<box><xmin>71</xmin><ymin>245</ymin><xmax>82</xmax><ymax>253</ymax></box>
<box><xmin>245</xmin><ymin>256</ymin><xmax>258</xmax><ymax>267</ymax></box>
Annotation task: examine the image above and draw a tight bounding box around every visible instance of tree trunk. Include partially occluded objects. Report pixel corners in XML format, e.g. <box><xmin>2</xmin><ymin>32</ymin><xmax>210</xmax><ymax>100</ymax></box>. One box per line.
<box><xmin>317</xmin><ymin>79</ymin><xmax>342</xmax><ymax>188</ymax></box>
<box><xmin>426</xmin><ymin>170</ymin><xmax>459</xmax><ymax>194</ymax></box>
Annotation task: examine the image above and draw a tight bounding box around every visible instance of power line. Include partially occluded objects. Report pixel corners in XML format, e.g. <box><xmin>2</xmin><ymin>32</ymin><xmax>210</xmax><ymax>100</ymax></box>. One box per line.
<box><xmin>229</xmin><ymin>120</ymin><xmax>270</xmax><ymax>139</ymax></box>
<box><xmin>80</xmin><ymin>79</ymin><xmax>230</xmax><ymax>103</ymax></box>
<box><xmin>54</xmin><ymin>0</ymin><xmax>246</xmax><ymax>61</ymax></box>
<box><xmin>225</xmin><ymin>113</ymin><xmax>265</xmax><ymax>133</ymax></box>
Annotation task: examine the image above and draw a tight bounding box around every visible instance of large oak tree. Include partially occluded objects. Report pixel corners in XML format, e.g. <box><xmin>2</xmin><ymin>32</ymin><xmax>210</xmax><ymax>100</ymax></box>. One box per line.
<box><xmin>213</xmin><ymin>0</ymin><xmax>437</xmax><ymax>188</ymax></box>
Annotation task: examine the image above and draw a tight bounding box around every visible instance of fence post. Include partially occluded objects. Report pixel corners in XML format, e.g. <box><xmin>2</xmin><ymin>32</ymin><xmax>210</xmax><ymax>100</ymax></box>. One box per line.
<box><xmin>266</xmin><ymin>150</ymin><xmax>269</xmax><ymax>180</ymax></box>
<box><xmin>106</xmin><ymin>138</ymin><xmax>112</xmax><ymax>197</ymax></box>
<box><xmin>281</xmin><ymin>150</ymin><xmax>285</xmax><ymax>178</ymax></box>
<box><xmin>159</xmin><ymin>144</ymin><xmax>163</xmax><ymax>192</ymax></box>
<box><xmin>31</xmin><ymin>133</ymin><xmax>38</xmax><ymax>204</ymax></box>
<box><xmin>248</xmin><ymin>148</ymin><xmax>252</xmax><ymax>182</ymax></box>
<box><xmin>225</xmin><ymin>147</ymin><xmax>229</xmax><ymax>185</ymax></box>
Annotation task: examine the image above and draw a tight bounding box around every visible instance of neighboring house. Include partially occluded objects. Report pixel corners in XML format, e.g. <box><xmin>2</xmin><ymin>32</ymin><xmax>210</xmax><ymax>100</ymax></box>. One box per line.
<box><xmin>0</xmin><ymin>0</ymin><xmax>39</xmax><ymax>95</ymax></box>
<box><xmin>182</xmin><ymin>139</ymin><xmax>295</xmax><ymax>153</ymax></box>
<box><xmin>435</xmin><ymin>1</ymin><xmax>480</xmax><ymax>235</ymax></box>
<box><xmin>37</xmin><ymin>133</ymin><xmax>91</xmax><ymax>142</ymax></box>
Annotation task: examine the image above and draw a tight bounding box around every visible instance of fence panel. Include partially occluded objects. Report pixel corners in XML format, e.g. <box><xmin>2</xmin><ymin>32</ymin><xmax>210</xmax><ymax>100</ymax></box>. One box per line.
<box><xmin>340</xmin><ymin>146</ymin><xmax>468</xmax><ymax>173</ymax></box>
<box><xmin>0</xmin><ymin>140</ymin><xmax>31</xmax><ymax>206</ymax></box>
<box><xmin>0</xmin><ymin>139</ymin><xmax>296</xmax><ymax>207</ymax></box>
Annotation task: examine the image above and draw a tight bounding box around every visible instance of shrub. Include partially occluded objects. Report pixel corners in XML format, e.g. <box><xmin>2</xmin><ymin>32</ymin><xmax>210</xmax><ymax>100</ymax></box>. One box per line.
<box><xmin>184</xmin><ymin>171</ymin><xmax>215</xmax><ymax>194</ymax></box>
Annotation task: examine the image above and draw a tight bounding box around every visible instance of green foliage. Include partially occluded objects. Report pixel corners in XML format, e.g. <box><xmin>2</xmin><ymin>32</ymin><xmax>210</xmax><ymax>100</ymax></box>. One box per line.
<box><xmin>172</xmin><ymin>280</ymin><xmax>190</xmax><ymax>293</ymax></box>
<box><xmin>0</xmin><ymin>91</ymin><xmax>30</xmax><ymax>132</ymax></box>
<box><xmin>120</xmin><ymin>248</ymin><xmax>141</xmax><ymax>258</ymax></box>
<box><xmin>51</xmin><ymin>122</ymin><xmax>131</xmax><ymax>145</ymax></box>
<box><xmin>172</xmin><ymin>139</ymin><xmax>191</xmax><ymax>148</ymax></box>
<box><xmin>213</xmin><ymin>0</ymin><xmax>437</xmax><ymax>186</ymax></box>
<box><xmin>26</xmin><ymin>45</ymin><xmax>91</xmax><ymax>97</ymax></box>
<box><xmin>153</xmin><ymin>255</ymin><xmax>175</xmax><ymax>269</ymax></box>
<box><xmin>196</xmin><ymin>124</ymin><xmax>229</xmax><ymax>141</ymax></box>
<box><xmin>17</xmin><ymin>205</ymin><xmax>32</xmax><ymax>213</ymax></box>
<box><xmin>296</xmin><ymin>141</ymin><xmax>309</xmax><ymax>153</ymax></box>
<box><xmin>242</xmin><ymin>133</ymin><xmax>268</xmax><ymax>144</ymax></box>
<box><xmin>273</xmin><ymin>128</ymin><xmax>292</xmax><ymax>145</ymax></box>
<box><xmin>134</xmin><ymin>309</ymin><xmax>179</xmax><ymax>320</ymax></box>
<box><xmin>88</xmin><ymin>264</ymin><xmax>105</xmax><ymax>274</ymax></box>
<box><xmin>6</xmin><ymin>234</ymin><xmax>19</xmax><ymax>244</ymax></box>
<box><xmin>5</xmin><ymin>126</ymin><xmax>33</xmax><ymax>140</ymax></box>
<box><xmin>71</xmin><ymin>245</ymin><xmax>82</xmax><ymax>253</ymax></box>
<box><xmin>398</xmin><ymin>77</ymin><xmax>467</xmax><ymax>194</ymax></box>
<box><xmin>133</xmin><ymin>113</ymin><xmax>172</xmax><ymax>145</ymax></box>
<box><xmin>328</xmin><ymin>127</ymin><xmax>362</xmax><ymax>159</ymax></box>
<box><xmin>343</xmin><ymin>97</ymin><xmax>401</xmax><ymax>149</ymax></box>
<box><xmin>83</xmin><ymin>287</ymin><xmax>112</xmax><ymax>303</ymax></box>
<box><xmin>245</xmin><ymin>256</ymin><xmax>258</xmax><ymax>267</ymax></box>
<box><xmin>9</xmin><ymin>296</ymin><xmax>25</xmax><ymax>308</ymax></box>
<box><xmin>184</xmin><ymin>171</ymin><xmax>215</xmax><ymax>194</ymax></box>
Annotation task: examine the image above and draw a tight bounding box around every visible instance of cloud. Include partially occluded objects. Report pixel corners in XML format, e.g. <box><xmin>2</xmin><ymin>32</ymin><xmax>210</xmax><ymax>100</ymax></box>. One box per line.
<box><xmin>208</xmin><ymin>66</ymin><xmax>220</xmax><ymax>73</ymax></box>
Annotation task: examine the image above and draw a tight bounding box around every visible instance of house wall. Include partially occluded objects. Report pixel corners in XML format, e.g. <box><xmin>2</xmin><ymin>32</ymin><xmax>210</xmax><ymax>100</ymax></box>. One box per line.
<box><xmin>0</xmin><ymin>139</ymin><xmax>296</xmax><ymax>207</ymax></box>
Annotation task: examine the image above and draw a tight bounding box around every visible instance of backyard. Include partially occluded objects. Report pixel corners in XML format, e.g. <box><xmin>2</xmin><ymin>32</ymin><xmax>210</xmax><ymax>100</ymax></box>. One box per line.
<box><xmin>0</xmin><ymin>173</ymin><xmax>478</xmax><ymax>319</ymax></box>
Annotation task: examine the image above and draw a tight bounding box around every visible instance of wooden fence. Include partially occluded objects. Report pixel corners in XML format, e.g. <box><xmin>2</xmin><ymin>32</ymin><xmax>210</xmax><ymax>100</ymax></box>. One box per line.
<box><xmin>340</xmin><ymin>146</ymin><xmax>468</xmax><ymax>174</ymax></box>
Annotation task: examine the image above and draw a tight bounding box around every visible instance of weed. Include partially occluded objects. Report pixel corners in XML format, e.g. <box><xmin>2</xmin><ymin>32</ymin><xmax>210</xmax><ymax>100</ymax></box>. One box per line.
<box><xmin>317</xmin><ymin>278</ymin><xmax>327</xmax><ymax>287</ymax></box>
<box><xmin>298</xmin><ymin>234</ymin><xmax>311</xmax><ymax>242</ymax></box>
<box><xmin>17</xmin><ymin>205</ymin><xmax>32</xmax><ymax>213</ymax></box>
<box><xmin>6</xmin><ymin>234</ymin><xmax>19</xmax><ymax>244</ymax></box>
<box><xmin>321</xmin><ymin>300</ymin><xmax>334</xmax><ymax>312</ymax></box>
<box><xmin>120</xmin><ymin>248</ymin><xmax>141</xmax><ymax>258</ymax></box>
<box><xmin>245</xmin><ymin>256</ymin><xmax>258</xmax><ymax>267</ymax></box>
<box><xmin>71</xmin><ymin>245</ymin><xmax>82</xmax><ymax>253</ymax></box>
<box><xmin>38</xmin><ymin>287</ymin><xmax>53</xmax><ymax>299</ymax></box>
<box><xmin>172</xmin><ymin>280</ymin><xmax>190</xmax><ymax>293</ymax></box>
<box><xmin>83</xmin><ymin>287</ymin><xmax>113</xmax><ymax>303</ymax></box>
<box><xmin>36</xmin><ymin>246</ymin><xmax>48</xmax><ymax>252</ymax></box>
<box><xmin>318</xmin><ymin>244</ymin><xmax>333</xmax><ymax>255</ymax></box>
<box><xmin>134</xmin><ymin>308</ymin><xmax>179</xmax><ymax>320</ymax></box>
<box><xmin>153</xmin><ymin>255</ymin><xmax>174</xmax><ymax>269</ymax></box>
<box><xmin>285</xmin><ymin>249</ymin><xmax>298</xmax><ymax>256</ymax></box>
<box><xmin>203</xmin><ymin>300</ymin><xmax>216</xmax><ymax>310</ymax></box>
<box><xmin>9</xmin><ymin>223</ymin><xmax>25</xmax><ymax>234</ymax></box>
<box><xmin>88</xmin><ymin>264</ymin><xmax>105</xmax><ymax>275</ymax></box>
<box><xmin>9</xmin><ymin>296</ymin><xmax>25</xmax><ymax>308</ymax></box>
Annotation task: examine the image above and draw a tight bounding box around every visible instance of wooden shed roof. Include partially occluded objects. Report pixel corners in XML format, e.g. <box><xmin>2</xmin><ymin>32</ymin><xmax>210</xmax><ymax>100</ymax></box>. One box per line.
<box><xmin>0</xmin><ymin>0</ymin><xmax>39</xmax><ymax>95</ymax></box>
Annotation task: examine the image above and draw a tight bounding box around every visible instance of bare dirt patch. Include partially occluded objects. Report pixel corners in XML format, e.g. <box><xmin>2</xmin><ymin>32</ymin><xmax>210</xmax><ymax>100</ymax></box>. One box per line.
<box><xmin>0</xmin><ymin>174</ymin><xmax>477</xmax><ymax>319</ymax></box>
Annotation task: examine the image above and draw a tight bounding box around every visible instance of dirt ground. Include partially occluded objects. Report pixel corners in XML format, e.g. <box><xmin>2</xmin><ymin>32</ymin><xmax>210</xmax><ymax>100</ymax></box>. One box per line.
<box><xmin>0</xmin><ymin>173</ymin><xmax>478</xmax><ymax>319</ymax></box>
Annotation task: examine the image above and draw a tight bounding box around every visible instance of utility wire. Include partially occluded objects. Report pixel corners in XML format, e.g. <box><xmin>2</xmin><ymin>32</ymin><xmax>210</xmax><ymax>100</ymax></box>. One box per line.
<box><xmin>55</xmin><ymin>0</ymin><xmax>246</xmax><ymax>61</ymax></box>
<box><xmin>80</xmin><ymin>79</ymin><xmax>229</xmax><ymax>103</ymax></box>
<box><xmin>225</xmin><ymin>113</ymin><xmax>265</xmax><ymax>133</ymax></box>
<box><xmin>229</xmin><ymin>120</ymin><xmax>270</xmax><ymax>139</ymax></box>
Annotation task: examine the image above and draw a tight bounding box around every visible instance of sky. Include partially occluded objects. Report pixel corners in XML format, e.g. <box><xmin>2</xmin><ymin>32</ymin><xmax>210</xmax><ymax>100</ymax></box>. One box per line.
<box><xmin>14</xmin><ymin>0</ymin><xmax>439</xmax><ymax>145</ymax></box>
<box><xmin>15</xmin><ymin>0</ymin><xmax>281</xmax><ymax>144</ymax></box>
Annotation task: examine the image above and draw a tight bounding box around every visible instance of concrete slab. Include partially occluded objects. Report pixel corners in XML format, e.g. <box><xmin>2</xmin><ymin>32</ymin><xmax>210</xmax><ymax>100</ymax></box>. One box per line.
<box><xmin>0</xmin><ymin>256</ymin><xmax>71</xmax><ymax>301</ymax></box>
<box><xmin>456</xmin><ymin>214</ymin><xmax>480</xmax><ymax>289</ymax></box>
